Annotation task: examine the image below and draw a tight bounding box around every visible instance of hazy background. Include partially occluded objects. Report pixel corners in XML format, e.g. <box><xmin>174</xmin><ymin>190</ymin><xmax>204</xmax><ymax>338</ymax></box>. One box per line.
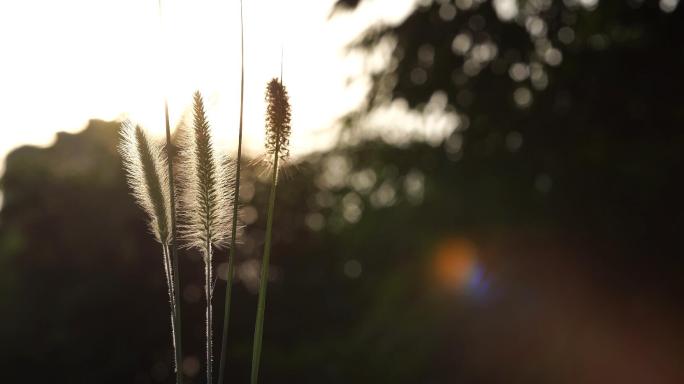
<box><xmin>1</xmin><ymin>0</ymin><xmax>684</xmax><ymax>383</ymax></box>
<box><xmin>0</xmin><ymin>0</ymin><xmax>421</xmax><ymax>169</ymax></box>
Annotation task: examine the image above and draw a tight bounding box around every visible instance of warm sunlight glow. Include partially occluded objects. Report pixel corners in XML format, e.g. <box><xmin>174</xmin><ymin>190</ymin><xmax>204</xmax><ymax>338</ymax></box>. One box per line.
<box><xmin>0</xmin><ymin>0</ymin><xmax>419</xmax><ymax>171</ymax></box>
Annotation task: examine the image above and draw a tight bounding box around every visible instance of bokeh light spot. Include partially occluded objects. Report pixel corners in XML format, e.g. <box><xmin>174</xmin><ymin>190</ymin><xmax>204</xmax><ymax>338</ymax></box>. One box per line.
<box><xmin>438</xmin><ymin>3</ymin><xmax>457</xmax><ymax>21</ymax></box>
<box><xmin>456</xmin><ymin>0</ymin><xmax>474</xmax><ymax>11</ymax></box>
<box><xmin>509</xmin><ymin>62</ymin><xmax>530</xmax><ymax>82</ymax></box>
<box><xmin>493</xmin><ymin>0</ymin><xmax>519</xmax><ymax>21</ymax></box>
<box><xmin>305</xmin><ymin>212</ymin><xmax>325</xmax><ymax>231</ymax></box>
<box><xmin>344</xmin><ymin>259</ymin><xmax>363</xmax><ymax>279</ymax></box>
<box><xmin>660</xmin><ymin>0</ymin><xmax>679</xmax><ymax>12</ymax></box>
<box><xmin>432</xmin><ymin>237</ymin><xmax>479</xmax><ymax>292</ymax></box>
<box><xmin>505</xmin><ymin>131</ymin><xmax>523</xmax><ymax>152</ymax></box>
<box><xmin>410</xmin><ymin>67</ymin><xmax>428</xmax><ymax>85</ymax></box>
<box><xmin>513</xmin><ymin>87</ymin><xmax>533</xmax><ymax>108</ymax></box>
<box><xmin>241</xmin><ymin>205</ymin><xmax>258</xmax><ymax>225</ymax></box>
<box><xmin>182</xmin><ymin>356</ymin><xmax>200</xmax><ymax>377</ymax></box>
<box><xmin>451</xmin><ymin>33</ymin><xmax>472</xmax><ymax>55</ymax></box>
<box><xmin>558</xmin><ymin>26</ymin><xmax>575</xmax><ymax>44</ymax></box>
<box><xmin>544</xmin><ymin>48</ymin><xmax>563</xmax><ymax>66</ymax></box>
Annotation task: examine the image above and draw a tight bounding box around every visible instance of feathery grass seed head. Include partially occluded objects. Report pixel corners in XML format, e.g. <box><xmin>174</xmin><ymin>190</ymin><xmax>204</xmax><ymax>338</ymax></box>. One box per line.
<box><xmin>265</xmin><ymin>78</ymin><xmax>291</xmax><ymax>162</ymax></box>
<box><xmin>119</xmin><ymin>121</ymin><xmax>172</xmax><ymax>244</ymax></box>
<box><xmin>177</xmin><ymin>91</ymin><xmax>235</xmax><ymax>252</ymax></box>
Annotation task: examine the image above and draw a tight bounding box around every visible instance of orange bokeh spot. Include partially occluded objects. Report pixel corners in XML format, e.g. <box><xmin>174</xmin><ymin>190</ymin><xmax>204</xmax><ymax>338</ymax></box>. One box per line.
<box><xmin>433</xmin><ymin>237</ymin><xmax>478</xmax><ymax>291</ymax></box>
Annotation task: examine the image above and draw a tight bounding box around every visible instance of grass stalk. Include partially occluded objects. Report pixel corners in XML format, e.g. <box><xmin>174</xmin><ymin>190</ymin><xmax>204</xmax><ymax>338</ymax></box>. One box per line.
<box><xmin>204</xmin><ymin>241</ymin><xmax>214</xmax><ymax>384</ymax></box>
<box><xmin>161</xmin><ymin>243</ymin><xmax>176</xmax><ymax>334</ymax></box>
<box><xmin>250</xmin><ymin>145</ymin><xmax>280</xmax><ymax>384</ymax></box>
<box><xmin>217</xmin><ymin>1</ymin><xmax>245</xmax><ymax>383</ymax></box>
<box><xmin>164</xmin><ymin>100</ymin><xmax>184</xmax><ymax>384</ymax></box>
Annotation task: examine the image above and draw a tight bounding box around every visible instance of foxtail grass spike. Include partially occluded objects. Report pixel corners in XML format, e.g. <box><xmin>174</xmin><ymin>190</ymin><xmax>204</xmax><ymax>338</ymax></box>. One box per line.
<box><xmin>178</xmin><ymin>91</ymin><xmax>234</xmax><ymax>250</ymax></box>
<box><xmin>177</xmin><ymin>91</ymin><xmax>235</xmax><ymax>384</ymax></box>
<box><xmin>218</xmin><ymin>1</ymin><xmax>245</xmax><ymax>382</ymax></box>
<box><xmin>119</xmin><ymin>121</ymin><xmax>172</xmax><ymax>245</ymax></box>
<box><xmin>264</xmin><ymin>78</ymin><xmax>292</xmax><ymax>164</ymax></box>
<box><xmin>251</xmin><ymin>78</ymin><xmax>291</xmax><ymax>384</ymax></box>
<box><xmin>119</xmin><ymin>121</ymin><xmax>182</xmax><ymax>380</ymax></box>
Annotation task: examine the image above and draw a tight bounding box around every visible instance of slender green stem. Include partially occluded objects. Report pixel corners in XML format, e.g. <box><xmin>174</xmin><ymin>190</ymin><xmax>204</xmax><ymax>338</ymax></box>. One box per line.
<box><xmin>217</xmin><ymin>1</ymin><xmax>245</xmax><ymax>383</ymax></box>
<box><xmin>205</xmin><ymin>242</ymin><xmax>214</xmax><ymax>384</ymax></box>
<box><xmin>251</xmin><ymin>145</ymin><xmax>280</xmax><ymax>384</ymax></box>
<box><xmin>164</xmin><ymin>99</ymin><xmax>184</xmax><ymax>384</ymax></box>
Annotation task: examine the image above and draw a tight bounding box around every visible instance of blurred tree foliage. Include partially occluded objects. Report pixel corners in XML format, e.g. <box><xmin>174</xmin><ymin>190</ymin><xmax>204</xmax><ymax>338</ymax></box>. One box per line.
<box><xmin>332</xmin><ymin>0</ymin><xmax>684</xmax><ymax>293</ymax></box>
<box><xmin>1</xmin><ymin>1</ymin><xmax>684</xmax><ymax>383</ymax></box>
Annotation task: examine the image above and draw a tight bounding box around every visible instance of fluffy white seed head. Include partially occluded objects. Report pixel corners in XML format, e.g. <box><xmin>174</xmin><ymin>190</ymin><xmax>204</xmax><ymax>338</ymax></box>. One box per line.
<box><xmin>119</xmin><ymin>121</ymin><xmax>172</xmax><ymax>244</ymax></box>
<box><xmin>177</xmin><ymin>91</ymin><xmax>236</xmax><ymax>252</ymax></box>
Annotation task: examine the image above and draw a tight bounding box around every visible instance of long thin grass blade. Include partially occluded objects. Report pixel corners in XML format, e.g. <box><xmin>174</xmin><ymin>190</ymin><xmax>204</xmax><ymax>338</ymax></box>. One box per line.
<box><xmin>218</xmin><ymin>1</ymin><xmax>246</xmax><ymax>382</ymax></box>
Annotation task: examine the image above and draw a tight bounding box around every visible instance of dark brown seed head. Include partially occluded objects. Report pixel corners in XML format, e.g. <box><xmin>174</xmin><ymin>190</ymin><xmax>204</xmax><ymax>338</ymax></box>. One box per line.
<box><xmin>265</xmin><ymin>78</ymin><xmax>291</xmax><ymax>161</ymax></box>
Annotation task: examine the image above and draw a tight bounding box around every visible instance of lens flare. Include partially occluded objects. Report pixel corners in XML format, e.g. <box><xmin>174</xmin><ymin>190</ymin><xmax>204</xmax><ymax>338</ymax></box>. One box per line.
<box><xmin>432</xmin><ymin>237</ymin><xmax>487</xmax><ymax>296</ymax></box>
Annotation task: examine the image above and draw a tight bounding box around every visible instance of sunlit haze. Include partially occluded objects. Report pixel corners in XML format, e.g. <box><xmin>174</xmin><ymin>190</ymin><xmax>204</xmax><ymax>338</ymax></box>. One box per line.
<box><xmin>0</xmin><ymin>0</ymin><xmax>420</xmax><ymax>171</ymax></box>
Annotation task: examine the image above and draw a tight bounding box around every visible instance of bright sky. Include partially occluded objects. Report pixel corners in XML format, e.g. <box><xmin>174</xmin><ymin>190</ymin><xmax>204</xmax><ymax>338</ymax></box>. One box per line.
<box><xmin>0</xmin><ymin>0</ymin><xmax>421</xmax><ymax>173</ymax></box>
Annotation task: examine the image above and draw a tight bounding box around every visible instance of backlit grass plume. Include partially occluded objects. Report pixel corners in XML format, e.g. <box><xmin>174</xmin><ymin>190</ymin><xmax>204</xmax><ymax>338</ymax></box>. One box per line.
<box><xmin>251</xmin><ymin>78</ymin><xmax>291</xmax><ymax>384</ymax></box>
<box><xmin>177</xmin><ymin>91</ymin><xmax>235</xmax><ymax>384</ymax></box>
<box><xmin>120</xmin><ymin>121</ymin><xmax>172</xmax><ymax>244</ymax></box>
<box><xmin>118</xmin><ymin>120</ymin><xmax>181</xmax><ymax>375</ymax></box>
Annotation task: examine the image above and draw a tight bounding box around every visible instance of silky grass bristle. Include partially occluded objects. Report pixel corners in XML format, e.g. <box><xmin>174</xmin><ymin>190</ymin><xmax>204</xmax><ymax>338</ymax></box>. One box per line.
<box><xmin>265</xmin><ymin>78</ymin><xmax>291</xmax><ymax>162</ymax></box>
<box><xmin>119</xmin><ymin>121</ymin><xmax>172</xmax><ymax>245</ymax></box>
<box><xmin>178</xmin><ymin>91</ymin><xmax>235</xmax><ymax>251</ymax></box>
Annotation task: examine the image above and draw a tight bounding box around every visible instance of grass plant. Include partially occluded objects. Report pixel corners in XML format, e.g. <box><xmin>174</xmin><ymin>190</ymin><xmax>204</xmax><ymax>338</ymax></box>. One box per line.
<box><xmin>119</xmin><ymin>121</ymin><xmax>183</xmax><ymax>382</ymax></box>
<box><xmin>177</xmin><ymin>92</ymin><xmax>235</xmax><ymax>384</ymax></box>
<box><xmin>250</xmin><ymin>78</ymin><xmax>292</xmax><ymax>384</ymax></box>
